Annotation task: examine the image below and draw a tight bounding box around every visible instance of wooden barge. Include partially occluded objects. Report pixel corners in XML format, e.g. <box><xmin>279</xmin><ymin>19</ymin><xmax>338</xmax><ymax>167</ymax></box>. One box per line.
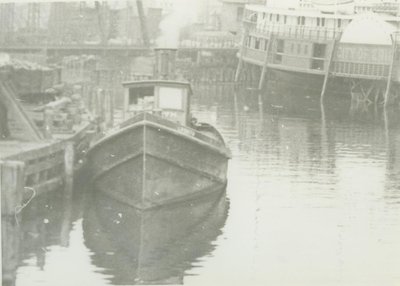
<box><xmin>235</xmin><ymin>0</ymin><xmax>400</xmax><ymax>105</ymax></box>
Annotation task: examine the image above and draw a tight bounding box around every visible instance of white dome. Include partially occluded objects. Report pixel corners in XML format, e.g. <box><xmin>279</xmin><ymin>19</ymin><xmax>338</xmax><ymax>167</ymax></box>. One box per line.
<box><xmin>340</xmin><ymin>12</ymin><xmax>396</xmax><ymax>45</ymax></box>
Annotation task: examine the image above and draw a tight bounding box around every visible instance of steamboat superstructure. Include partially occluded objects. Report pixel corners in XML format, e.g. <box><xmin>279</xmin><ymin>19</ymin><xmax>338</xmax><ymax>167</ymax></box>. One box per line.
<box><xmin>236</xmin><ymin>0</ymin><xmax>400</xmax><ymax>104</ymax></box>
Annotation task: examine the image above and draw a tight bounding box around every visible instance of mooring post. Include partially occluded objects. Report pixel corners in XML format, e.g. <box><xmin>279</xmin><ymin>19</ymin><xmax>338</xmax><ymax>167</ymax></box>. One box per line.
<box><xmin>64</xmin><ymin>141</ymin><xmax>75</xmax><ymax>198</ymax></box>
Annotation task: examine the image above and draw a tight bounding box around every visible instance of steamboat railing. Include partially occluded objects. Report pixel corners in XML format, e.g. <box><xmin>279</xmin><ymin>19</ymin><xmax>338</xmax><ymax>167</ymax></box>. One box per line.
<box><xmin>244</xmin><ymin>20</ymin><xmax>343</xmax><ymax>41</ymax></box>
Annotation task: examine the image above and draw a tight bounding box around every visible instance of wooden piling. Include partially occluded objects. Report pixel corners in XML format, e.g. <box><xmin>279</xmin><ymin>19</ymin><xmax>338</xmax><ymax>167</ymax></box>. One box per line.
<box><xmin>43</xmin><ymin>107</ymin><xmax>54</xmax><ymax>138</ymax></box>
<box><xmin>1</xmin><ymin>161</ymin><xmax>24</xmax><ymax>286</ymax></box>
<box><xmin>1</xmin><ymin>161</ymin><xmax>25</xmax><ymax>216</ymax></box>
<box><xmin>64</xmin><ymin>141</ymin><xmax>75</xmax><ymax>198</ymax></box>
<box><xmin>320</xmin><ymin>36</ymin><xmax>339</xmax><ymax>105</ymax></box>
<box><xmin>235</xmin><ymin>28</ymin><xmax>249</xmax><ymax>82</ymax></box>
<box><xmin>384</xmin><ymin>35</ymin><xmax>397</xmax><ymax>108</ymax></box>
<box><xmin>258</xmin><ymin>35</ymin><xmax>274</xmax><ymax>90</ymax></box>
<box><xmin>1</xmin><ymin>216</ymin><xmax>20</xmax><ymax>286</ymax></box>
<box><xmin>108</xmin><ymin>90</ymin><xmax>114</xmax><ymax>127</ymax></box>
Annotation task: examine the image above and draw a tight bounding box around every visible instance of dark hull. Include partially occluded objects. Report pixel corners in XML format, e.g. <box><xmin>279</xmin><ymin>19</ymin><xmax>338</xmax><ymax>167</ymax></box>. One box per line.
<box><xmin>88</xmin><ymin>113</ymin><xmax>230</xmax><ymax>209</ymax></box>
<box><xmin>270</xmin><ymin>69</ymin><xmax>399</xmax><ymax>99</ymax></box>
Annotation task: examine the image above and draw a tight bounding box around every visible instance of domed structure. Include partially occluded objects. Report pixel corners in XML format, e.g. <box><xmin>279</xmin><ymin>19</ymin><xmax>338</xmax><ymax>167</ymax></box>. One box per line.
<box><xmin>340</xmin><ymin>12</ymin><xmax>396</xmax><ymax>45</ymax></box>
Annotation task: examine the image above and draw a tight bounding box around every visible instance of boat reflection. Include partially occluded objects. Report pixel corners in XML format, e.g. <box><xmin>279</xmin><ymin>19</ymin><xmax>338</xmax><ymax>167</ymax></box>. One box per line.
<box><xmin>82</xmin><ymin>187</ymin><xmax>229</xmax><ymax>285</ymax></box>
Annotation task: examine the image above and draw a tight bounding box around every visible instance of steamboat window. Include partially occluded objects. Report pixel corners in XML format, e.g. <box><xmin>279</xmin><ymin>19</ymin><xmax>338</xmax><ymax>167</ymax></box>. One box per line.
<box><xmin>264</xmin><ymin>39</ymin><xmax>269</xmax><ymax>51</ymax></box>
<box><xmin>250</xmin><ymin>36</ymin><xmax>255</xmax><ymax>48</ymax></box>
<box><xmin>313</xmin><ymin>43</ymin><xmax>326</xmax><ymax>58</ymax></box>
<box><xmin>277</xmin><ymin>39</ymin><xmax>284</xmax><ymax>53</ymax></box>
<box><xmin>291</xmin><ymin>43</ymin><xmax>294</xmax><ymax>53</ymax></box>
<box><xmin>337</xmin><ymin>19</ymin><xmax>341</xmax><ymax>28</ymax></box>
<box><xmin>284</xmin><ymin>15</ymin><xmax>287</xmax><ymax>24</ymax></box>
<box><xmin>276</xmin><ymin>14</ymin><xmax>280</xmax><ymax>22</ymax></box>
<box><xmin>297</xmin><ymin>44</ymin><xmax>301</xmax><ymax>54</ymax></box>
<box><xmin>260</xmin><ymin>39</ymin><xmax>265</xmax><ymax>50</ymax></box>
<box><xmin>263</xmin><ymin>12</ymin><xmax>266</xmax><ymax>19</ymax></box>
<box><xmin>301</xmin><ymin>16</ymin><xmax>306</xmax><ymax>25</ymax></box>
<box><xmin>317</xmin><ymin>18</ymin><xmax>320</xmax><ymax>26</ymax></box>
<box><xmin>255</xmin><ymin>38</ymin><xmax>260</xmax><ymax>49</ymax></box>
<box><xmin>321</xmin><ymin>18</ymin><xmax>325</xmax><ymax>26</ymax></box>
<box><xmin>304</xmin><ymin>45</ymin><xmax>308</xmax><ymax>54</ymax></box>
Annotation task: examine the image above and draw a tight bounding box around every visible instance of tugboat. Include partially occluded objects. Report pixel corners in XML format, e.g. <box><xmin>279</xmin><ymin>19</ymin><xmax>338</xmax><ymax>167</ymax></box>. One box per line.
<box><xmin>88</xmin><ymin>48</ymin><xmax>231</xmax><ymax>210</ymax></box>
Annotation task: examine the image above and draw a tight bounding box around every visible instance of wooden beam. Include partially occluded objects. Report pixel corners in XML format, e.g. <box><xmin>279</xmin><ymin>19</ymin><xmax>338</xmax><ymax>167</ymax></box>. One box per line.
<box><xmin>258</xmin><ymin>34</ymin><xmax>274</xmax><ymax>90</ymax></box>
<box><xmin>234</xmin><ymin>28</ymin><xmax>249</xmax><ymax>82</ymax></box>
<box><xmin>320</xmin><ymin>36</ymin><xmax>339</xmax><ymax>104</ymax></box>
<box><xmin>0</xmin><ymin>81</ymin><xmax>44</xmax><ymax>141</ymax></box>
<box><xmin>64</xmin><ymin>141</ymin><xmax>74</xmax><ymax>198</ymax></box>
<box><xmin>384</xmin><ymin>35</ymin><xmax>398</xmax><ymax>107</ymax></box>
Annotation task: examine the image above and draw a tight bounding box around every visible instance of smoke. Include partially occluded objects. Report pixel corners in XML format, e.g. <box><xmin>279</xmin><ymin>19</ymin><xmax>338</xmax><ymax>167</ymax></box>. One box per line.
<box><xmin>156</xmin><ymin>0</ymin><xmax>199</xmax><ymax>48</ymax></box>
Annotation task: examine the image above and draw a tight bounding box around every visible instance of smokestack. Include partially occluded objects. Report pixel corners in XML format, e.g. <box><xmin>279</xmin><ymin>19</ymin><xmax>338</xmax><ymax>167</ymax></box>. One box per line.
<box><xmin>153</xmin><ymin>48</ymin><xmax>177</xmax><ymax>80</ymax></box>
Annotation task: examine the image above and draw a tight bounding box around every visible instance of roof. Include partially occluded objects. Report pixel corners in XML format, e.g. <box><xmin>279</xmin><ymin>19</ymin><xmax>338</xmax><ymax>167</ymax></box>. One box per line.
<box><xmin>312</xmin><ymin>0</ymin><xmax>355</xmax><ymax>14</ymax></box>
<box><xmin>340</xmin><ymin>12</ymin><xmax>397</xmax><ymax>45</ymax></box>
<box><xmin>0</xmin><ymin>53</ymin><xmax>52</xmax><ymax>71</ymax></box>
<box><xmin>122</xmin><ymin>80</ymin><xmax>193</xmax><ymax>94</ymax></box>
<box><xmin>245</xmin><ymin>4</ymin><xmax>400</xmax><ymax>21</ymax></box>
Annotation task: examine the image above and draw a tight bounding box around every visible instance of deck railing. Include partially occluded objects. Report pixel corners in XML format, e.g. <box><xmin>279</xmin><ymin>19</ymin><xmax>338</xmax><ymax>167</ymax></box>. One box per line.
<box><xmin>180</xmin><ymin>38</ymin><xmax>238</xmax><ymax>49</ymax></box>
<box><xmin>332</xmin><ymin>62</ymin><xmax>390</xmax><ymax>79</ymax></box>
<box><xmin>244</xmin><ymin>20</ymin><xmax>343</xmax><ymax>41</ymax></box>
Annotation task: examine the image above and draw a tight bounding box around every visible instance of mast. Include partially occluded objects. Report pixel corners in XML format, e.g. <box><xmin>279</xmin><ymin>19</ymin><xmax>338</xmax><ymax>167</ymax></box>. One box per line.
<box><xmin>95</xmin><ymin>1</ymin><xmax>107</xmax><ymax>45</ymax></box>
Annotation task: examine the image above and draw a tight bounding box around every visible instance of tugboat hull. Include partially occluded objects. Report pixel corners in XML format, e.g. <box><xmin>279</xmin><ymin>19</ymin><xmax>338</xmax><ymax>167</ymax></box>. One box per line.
<box><xmin>88</xmin><ymin>113</ymin><xmax>230</xmax><ymax>209</ymax></box>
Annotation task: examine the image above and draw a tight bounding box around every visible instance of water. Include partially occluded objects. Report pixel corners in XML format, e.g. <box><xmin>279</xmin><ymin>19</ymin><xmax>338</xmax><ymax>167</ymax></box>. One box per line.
<box><xmin>13</xmin><ymin>82</ymin><xmax>400</xmax><ymax>286</ymax></box>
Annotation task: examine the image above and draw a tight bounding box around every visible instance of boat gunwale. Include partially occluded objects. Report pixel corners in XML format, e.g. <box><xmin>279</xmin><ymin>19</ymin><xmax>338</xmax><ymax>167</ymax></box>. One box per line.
<box><xmin>88</xmin><ymin>115</ymin><xmax>231</xmax><ymax>158</ymax></box>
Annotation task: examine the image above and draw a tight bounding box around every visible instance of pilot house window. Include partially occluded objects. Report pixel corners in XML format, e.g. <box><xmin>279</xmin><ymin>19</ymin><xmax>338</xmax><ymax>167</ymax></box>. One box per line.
<box><xmin>158</xmin><ymin>87</ymin><xmax>184</xmax><ymax>110</ymax></box>
<box><xmin>129</xmin><ymin>86</ymin><xmax>154</xmax><ymax>105</ymax></box>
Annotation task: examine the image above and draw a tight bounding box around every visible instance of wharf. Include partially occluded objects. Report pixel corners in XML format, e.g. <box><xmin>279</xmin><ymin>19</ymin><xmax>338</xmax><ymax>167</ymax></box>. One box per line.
<box><xmin>0</xmin><ymin>141</ymin><xmax>49</xmax><ymax>160</ymax></box>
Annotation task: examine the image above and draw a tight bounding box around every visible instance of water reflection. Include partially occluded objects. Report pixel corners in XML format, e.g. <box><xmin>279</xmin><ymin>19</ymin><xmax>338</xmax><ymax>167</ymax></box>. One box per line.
<box><xmin>189</xmin><ymin>82</ymin><xmax>400</xmax><ymax>285</ymax></box>
<box><xmin>82</xmin><ymin>189</ymin><xmax>229</xmax><ymax>285</ymax></box>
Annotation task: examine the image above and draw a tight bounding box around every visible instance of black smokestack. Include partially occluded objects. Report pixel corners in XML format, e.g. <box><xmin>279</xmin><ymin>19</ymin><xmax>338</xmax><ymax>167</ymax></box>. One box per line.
<box><xmin>153</xmin><ymin>48</ymin><xmax>177</xmax><ymax>80</ymax></box>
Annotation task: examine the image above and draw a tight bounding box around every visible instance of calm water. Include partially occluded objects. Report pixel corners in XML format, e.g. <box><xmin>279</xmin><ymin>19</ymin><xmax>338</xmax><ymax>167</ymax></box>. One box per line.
<box><xmin>13</xmin><ymin>82</ymin><xmax>400</xmax><ymax>286</ymax></box>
